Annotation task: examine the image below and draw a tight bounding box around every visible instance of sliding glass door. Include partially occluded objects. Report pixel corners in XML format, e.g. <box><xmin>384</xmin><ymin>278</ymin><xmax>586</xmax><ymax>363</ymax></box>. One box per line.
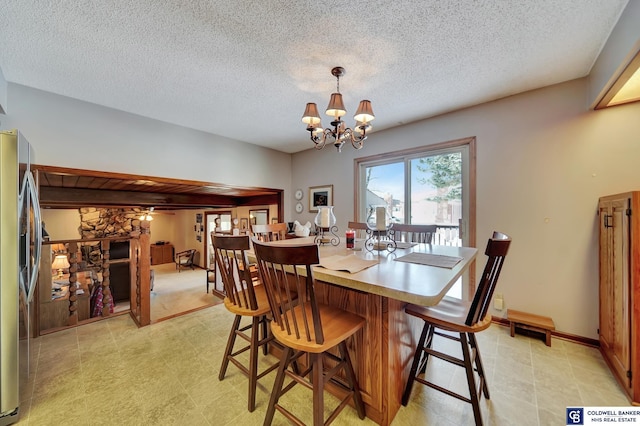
<box><xmin>356</xmin><ymin>138</ymin><xmax>475</xmax><ymax>298</ymax></box>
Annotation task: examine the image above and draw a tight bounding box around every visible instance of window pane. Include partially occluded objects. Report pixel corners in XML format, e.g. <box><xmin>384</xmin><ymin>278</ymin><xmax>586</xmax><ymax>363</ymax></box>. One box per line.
<box><xmin>410</xmin><ymin>153</ymin><xmax>462</xmax><ymax>226</ymax></box>
<box><xmin>220</xmin><ymin>214</ymin><xmax>232</xmax><ymax>231</ymax></box>
<box><xmin>364</xmin><ymin>162</ymin><xmax>404</xmax><ymax>224</ymax></box>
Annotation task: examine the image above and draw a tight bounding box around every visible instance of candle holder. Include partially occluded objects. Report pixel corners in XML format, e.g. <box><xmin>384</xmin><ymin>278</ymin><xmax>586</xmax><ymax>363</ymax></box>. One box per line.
<box><xmin>364</xmin><ymin>205</ymin><xmax>396</xmax><ymax>253</ymax></box>
<box><xmin>315</xmin><ymin>225</ymin><xmax>340</xmax><ymax>246</ymax></box>
<box><xmin>314</xmin><ymin>206</ymin><xmax>339</xmax><ymax>246</ymax></box>
<box><xmin>365</xmin><ymin>224</ymin><xmax>397</xmax><ymax>253</ymax></box>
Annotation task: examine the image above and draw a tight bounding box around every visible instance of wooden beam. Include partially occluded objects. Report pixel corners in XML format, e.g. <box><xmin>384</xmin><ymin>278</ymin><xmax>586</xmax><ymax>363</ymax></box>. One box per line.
<box><xmin>234</xmin><ymin>193</ymin><xmax>281</xmax><ymax>206</ymax></box>
<box><xmin>40</xmin><ymin>187</ymin><xmax>238</xmax><ymax>208</ymax></box>
<box><xmin>33</xmin><ymin>164</ymin><xmax>280</xmax><ymax>197</ymax></box>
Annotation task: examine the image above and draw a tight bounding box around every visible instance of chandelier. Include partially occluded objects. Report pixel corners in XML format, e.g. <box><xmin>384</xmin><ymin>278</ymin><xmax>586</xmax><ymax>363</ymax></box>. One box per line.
<box><xmin>302</xmin><ymin>66</ymin><xmax>375</xmax><ymax>152</ymax></box>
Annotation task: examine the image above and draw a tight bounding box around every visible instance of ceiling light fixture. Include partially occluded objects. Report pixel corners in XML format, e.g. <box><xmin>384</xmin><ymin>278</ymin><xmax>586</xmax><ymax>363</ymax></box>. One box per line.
<box><xmin>139</xmin><ymin>207</ymin><xmax>154</xmax><ymax>221</ymax></box>
<box><xmin>596</xmin><ymin>48</ymin><xmax>640</xmax><ymax>109</ymax></box>
<box><xmin>302</xmin><ymin>67</ymin><xmax>375</xmax><ymax>152</ymax></box>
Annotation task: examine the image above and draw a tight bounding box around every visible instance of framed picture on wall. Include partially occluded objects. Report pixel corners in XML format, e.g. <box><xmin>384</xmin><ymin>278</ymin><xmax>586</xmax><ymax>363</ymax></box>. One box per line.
<box><xmin>240</xmin><ymin>218</ymin><xmax>249</xmax><ymax>230</ymax></box>
<box><xmin>309</xmin><ymin>185</ymin><xmax>333</xmax><ymax>212</ymax></box>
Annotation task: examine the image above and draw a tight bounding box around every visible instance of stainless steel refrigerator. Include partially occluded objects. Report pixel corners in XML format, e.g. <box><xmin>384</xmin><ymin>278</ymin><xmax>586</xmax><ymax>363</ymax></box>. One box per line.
<box><xmin>0</xmin><ymin>130</ymin><xmax>42</xmax><ymax>425</ymax></box>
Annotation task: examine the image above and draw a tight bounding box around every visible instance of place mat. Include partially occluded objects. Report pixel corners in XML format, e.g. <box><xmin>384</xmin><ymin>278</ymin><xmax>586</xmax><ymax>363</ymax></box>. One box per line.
<box><xmin>394</xmin><ymin>241</ymin><xmax>418</xmax><ymax>249</ymax></box>
<box><xmin>318</xmin><ymin>255</ymin><xmax>378</xmax><ymax>274</ymax></box>
<box><xmin>394</xmin><ymin>252</ymin><xmax>463</xmax><ymax>269</ymax></box>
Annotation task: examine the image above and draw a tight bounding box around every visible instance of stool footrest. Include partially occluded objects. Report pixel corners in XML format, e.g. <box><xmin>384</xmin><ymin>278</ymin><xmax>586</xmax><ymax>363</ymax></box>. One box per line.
<box><xmin>507</xmin><ymin>309</ymin><xmax>555</xmax><ymax>346</ymax></box>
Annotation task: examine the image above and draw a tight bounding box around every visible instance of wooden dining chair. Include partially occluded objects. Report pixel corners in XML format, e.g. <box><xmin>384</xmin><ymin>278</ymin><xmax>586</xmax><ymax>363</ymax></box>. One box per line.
<box><xmin>401</xmin><ymin>231</ymin><xmax>511</xmax><ymax>426</ymax></box>
<box><xmin>390</xmin><ymin>223</ymin><xmax>437</xmax><ymax>244</ymax></box>
<box><xmin>251</xmin><ymin>223</ymin><xmax>288</xmax><ymax>242</ymax></box>
<box><xmin>213</xmin><ymin>235</ymin><xmax>280</xmax><ymax>412</ymax></box>
<box><xmin>252</xmin><ymin>238</ymin><xmax>366</xmax><ymax>426</ymax></box>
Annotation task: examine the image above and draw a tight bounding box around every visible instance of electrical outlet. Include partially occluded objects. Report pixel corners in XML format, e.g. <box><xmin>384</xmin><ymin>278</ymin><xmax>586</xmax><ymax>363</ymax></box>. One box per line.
<box><xmin>494</xmin><ymin>293</ymin><xmax>504</xmax><ymax>310</ymax></box>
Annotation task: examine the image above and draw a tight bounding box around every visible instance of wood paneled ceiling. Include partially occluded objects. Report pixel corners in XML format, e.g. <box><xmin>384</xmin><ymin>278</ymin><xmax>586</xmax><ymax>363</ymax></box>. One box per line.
<box><xmin>34</xmin><ymin>165</ymin><xmax>282</xmax><ymax>210</ymax></box>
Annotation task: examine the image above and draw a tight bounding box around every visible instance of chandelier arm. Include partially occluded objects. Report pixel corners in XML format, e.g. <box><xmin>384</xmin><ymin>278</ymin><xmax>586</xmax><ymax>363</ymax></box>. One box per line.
<box><xmin>310</xmin><ymin>128</ymin><xmax>328</xmax><ymax>150</ymax></box>
<box><xmin>330</xmin><ymin>118</ymin><xmax>342</xmax><ymax>137</ymax></box>
<box><xmin>346</xmin><ymin>127</ymin><xmax>366</xmax><ymax>150</ymax></box>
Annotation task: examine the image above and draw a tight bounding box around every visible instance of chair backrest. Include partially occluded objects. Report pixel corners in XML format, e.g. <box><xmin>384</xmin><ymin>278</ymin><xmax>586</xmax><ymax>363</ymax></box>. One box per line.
<box><xmin>213</xmin><ymin>235</ymin><xmax>258</xmax><ymax>310</ymax></box>
<box><xmin>251</xmin><ymin>223</ymin><xmax>288</xmax><ymax>241</ymax></box>
<box><xmin>176</xmin><ymin>249</ymin><xmax>196</xmax><ymax>264</ymax></box>
<box><xmin>465</xmin><ymin>231</ymin><xmax>511</xmax><ymax>326</ymax></box>
<box><xmin>187</xmin><ymin>249</ymin><xmax>196</xmax><ymax>261</ymax></box>
<box><xmin>390</xmin><ymin>224</ymin><xmax>437</xmax><ymax>244</ymax></box>
<box><xmin>252</xmin><ymin>238</ymin><xmax>325</xmax><ymax>344</ymax></box>
<box><xmin>347</xmin><ymin>221</ymin><xmax>369</xmax><ymax>239</ymax></box>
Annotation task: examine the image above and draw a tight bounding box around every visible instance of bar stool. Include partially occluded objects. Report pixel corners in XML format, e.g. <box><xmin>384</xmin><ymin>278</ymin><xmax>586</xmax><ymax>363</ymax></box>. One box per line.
<box><xmin>401</xmin><ymin>231</ymin><xmax>511</xmax><ymax>426</ymax></box>
<box><xmin>252</xmin><ymin>238</ymin><xmax>366</xmax><ymax>426</ymax></box>
<box><xmin>213</xmin><ymin>234</ymin><xmax>279</xmax><ymax>412</ymax></box>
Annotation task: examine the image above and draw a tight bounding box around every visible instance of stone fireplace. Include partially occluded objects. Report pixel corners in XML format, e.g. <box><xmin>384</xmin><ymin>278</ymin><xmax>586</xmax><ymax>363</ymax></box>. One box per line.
<box><xmin>78</xmin><ymin>207</ymin><xmax>144</xmax><ymax>239</ymax></box>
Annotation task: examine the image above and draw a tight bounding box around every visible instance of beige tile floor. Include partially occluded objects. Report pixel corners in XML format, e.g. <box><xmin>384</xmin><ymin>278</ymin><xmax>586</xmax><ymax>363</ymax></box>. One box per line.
<box><xmin>17</xmin><ymin>305</ymin><xmax>630</xmax><ymax>425</ymax></box>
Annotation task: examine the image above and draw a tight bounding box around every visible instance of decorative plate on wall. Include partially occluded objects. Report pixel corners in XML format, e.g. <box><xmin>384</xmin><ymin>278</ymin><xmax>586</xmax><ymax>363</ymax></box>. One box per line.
<box><xmin>295</xmin><ymin>189</ymin><xmax>304</xmax><ymax>200</ymax></box>
<box><xmin>295</xmin><ymin>202</ymin><xmax>304</xmax><ymax>213</ymax></box>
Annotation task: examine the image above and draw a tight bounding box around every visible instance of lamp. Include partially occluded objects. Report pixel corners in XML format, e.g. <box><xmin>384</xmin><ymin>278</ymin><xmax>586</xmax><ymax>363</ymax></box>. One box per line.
<box><xmin>52</xmin><ymin>254</ymin><xmax>70</xmax><ymax>279</ymax></box>
<box><xmin>302</xmin><ymin>66</ymin><xmax>375</xmax><ymax>152</ymax></box>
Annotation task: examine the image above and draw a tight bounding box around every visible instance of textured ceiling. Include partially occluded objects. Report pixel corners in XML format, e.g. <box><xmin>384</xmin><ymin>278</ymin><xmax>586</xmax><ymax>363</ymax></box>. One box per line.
<box><xmin>0</xmin><ymin>0</ymin><xmax>629</xmax><ymax>153</ymax></box>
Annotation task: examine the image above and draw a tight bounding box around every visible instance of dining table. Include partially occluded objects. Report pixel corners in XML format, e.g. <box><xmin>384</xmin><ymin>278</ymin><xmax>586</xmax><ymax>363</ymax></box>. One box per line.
<box><xmin>249</xmin><ymin>236</ymin><xmax>478</xmax><ymax>426</ymax></box>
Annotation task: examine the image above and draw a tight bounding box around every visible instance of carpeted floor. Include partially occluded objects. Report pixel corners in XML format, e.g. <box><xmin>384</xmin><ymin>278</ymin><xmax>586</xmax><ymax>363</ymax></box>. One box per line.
<box><xmin>150</xmin><ymin>263</ymin><xmax>222</xmax><ymax>321</ymax></box>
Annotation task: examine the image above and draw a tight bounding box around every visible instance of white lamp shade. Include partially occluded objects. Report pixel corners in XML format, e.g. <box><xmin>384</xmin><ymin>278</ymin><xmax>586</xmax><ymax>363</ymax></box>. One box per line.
<box><xmin>354</xmin><ymin>100</ymin><xmax>375</xmax><ymax>123</ymax></box>
<box><xmin>302</xmin><ymin>103</ymin><xmax>321</xmax><ymax>125</ymax></box>
<box><xmin>325</xmin><ymin>93</ymin><xmax>346</xmax><ymax>118</ymax></box>
<box><xmin>52</xmin><ymin>255</ymin><xmax>70</xmax><ymax>270</ymax></box>
<box><xmin>354</xmin><ymin>121</ymin><xmax>372</xmax><ymax>134</ymax></box>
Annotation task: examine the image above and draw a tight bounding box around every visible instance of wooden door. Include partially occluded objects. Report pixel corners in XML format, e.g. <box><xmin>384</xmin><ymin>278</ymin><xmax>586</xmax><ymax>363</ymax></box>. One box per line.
<box><xmin>610</xmin><ymin>197</ymin><xmax>631</xmax><ymax>388</ymax></box>
<box><xmin>599</xmin><ymin>200</ymin><xmax>614</xmax><ymax>354</ymax></box>
<box><xmin>600</xmin><ymin>196</ymin><xmax>631</xmax><ymax>389</ymax></box>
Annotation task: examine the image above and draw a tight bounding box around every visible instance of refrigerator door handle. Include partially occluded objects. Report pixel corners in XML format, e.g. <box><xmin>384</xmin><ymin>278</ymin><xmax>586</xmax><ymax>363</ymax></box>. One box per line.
<box><xmin>26</xmin><ymin>171</ymin><xmax>42</xmax><ymax>304</ymax></box>
<box><xmin>18</xmin><ymin>171</ymin><xmax>42</xmax><ymax>304</ymax></box>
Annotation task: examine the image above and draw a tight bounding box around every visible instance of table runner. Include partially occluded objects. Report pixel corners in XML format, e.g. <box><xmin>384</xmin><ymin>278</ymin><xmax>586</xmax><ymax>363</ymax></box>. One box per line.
<box><xmin>394</xmin><ymin>252</ymin><xmax>463</xmax><ymax>269</ymax></box>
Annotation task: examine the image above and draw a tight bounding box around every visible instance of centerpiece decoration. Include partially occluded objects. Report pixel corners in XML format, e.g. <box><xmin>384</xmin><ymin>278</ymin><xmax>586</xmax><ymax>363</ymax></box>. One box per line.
<box><xmin>365</xmin><ymin>205</ymin><xmax>397</xmax><ymax>253</ymax></box>
<box><xmin>314</xmin><ymin>206</ymin><xmax>339</xmax><ymax>246</ymax></box>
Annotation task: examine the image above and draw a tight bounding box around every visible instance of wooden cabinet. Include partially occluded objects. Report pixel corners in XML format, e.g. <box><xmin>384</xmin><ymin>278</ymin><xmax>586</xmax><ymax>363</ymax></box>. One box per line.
<box><xmin>599</xmin><ymin>192</ymin><xmax>640</xmax><ymax>404</ymax></box>
<box><xmin>39</xmin><ymin>272</ymin><xmax>91</xmax><ymax>331</ymax></box>
<box><xmin>150</xmin><ymin>243</ymin><xmax>174</xmax><ymax>265</ymax></box>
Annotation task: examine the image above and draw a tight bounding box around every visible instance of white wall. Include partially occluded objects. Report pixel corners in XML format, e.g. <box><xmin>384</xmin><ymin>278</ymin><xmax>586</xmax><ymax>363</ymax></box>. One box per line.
<box><xmin>41</xmin><ymin>209</ymin><xmax>81</xmax><ymax>240</ymax></box>
<box><xmin>148</xmin><ymin>214</ymin><xmax>176</xmax><ymax>247</ymax></box>
<box><xmin>1</xmin><ymin>83</ymin><xmax>294</xmax><ymax>217</ymax></box>
<box><xmin>292</xmin><ymin>78</ymin><xmax>640</xmax><ymax>339</ymax></box>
